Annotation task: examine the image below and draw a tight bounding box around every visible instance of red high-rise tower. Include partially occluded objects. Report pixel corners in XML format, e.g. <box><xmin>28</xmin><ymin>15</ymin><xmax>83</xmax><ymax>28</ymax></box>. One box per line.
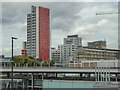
<box><xmin>27</xmin><ymin>6</ymin><xmax>50</xmax><ymax>61</ymax></box>
<box><xmin>39</xmin><ymin>6</ymin><xmax>50</xmax><ymax>61</ymax></box>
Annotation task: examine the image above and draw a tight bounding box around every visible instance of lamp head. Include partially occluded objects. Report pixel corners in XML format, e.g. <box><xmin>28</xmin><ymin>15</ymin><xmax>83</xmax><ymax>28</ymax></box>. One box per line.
<box><xmin>12</xmin><ymin>37</ymin><xmax>18</xmax><ymax>39</ymax></box>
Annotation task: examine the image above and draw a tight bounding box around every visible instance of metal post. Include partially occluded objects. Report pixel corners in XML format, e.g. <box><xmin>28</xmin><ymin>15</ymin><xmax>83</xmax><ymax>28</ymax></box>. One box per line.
<box><xmin>55</xmin><ymin>63</ymin><xmax>56</xmax><ymax>67</ymax></box>
<box><xmin>4</xmin><ymin>63</ymin><xmax>5</xmax><ymax>67</ymax></box>
<box><xmin>83</xmin><ymin>63</ymin><xmax>84</xmax><ymax>68</ymax></box>
<box><xmin>98</xmin><ymin>66</ymin><xmax>99</xmax><ymax>81</ymax></box>
<box><xmin>102</xmin><ymin>67</ymin><xmax>104</xmax><ymax>81</ymax></box>
<box><xmin>15</xmin><ymin>63</ymin><xmax>16</xmax><ymax>67</ymax></box>
<box><xmin>89</xmin><ymin>62</ymin><xmax>90</xmax><ymax>67</ymax></box>
<box><xmin>49</xmin><ymin>62</ymin><xmax>50</xmax><ymax>67</ymax></box>
<box><xmin>78</xmin><ymin>61</ymin><xmax>79</xmax><ymax>68</ymax></box>
<box><xmin>106</xmin><ymin>67</ymin><xmax>107</xmax><ymax>82</ymax></box>
<box><xmin>74</xmin><ymin>61</ymin><xmax>75</xmax><ymax>67</ymax></box>
<box><xmin>34</xmin><ymin>63</ymin><xmax>35</xmax><ymax>67</ymax></box>
<box><xmin>11</xmin><ymin>38</ymin><xmax>13</xmax><ymax>90</ymax></box>
<box><xmin>11</xmin><ymin>37</ymin><xmax>17</xmax><ymax>90</ymax></box>
<box><xmin>103</xmin><ymin>66</ymin><xmax>104</xmax><ymax>81</ymax></box>
<box><xmin>26</xmin><ymin>63</ymin><xmax>28</xmax><ymax>67</ymax></box>
<box><xmin>31</xmin><ymin>74</ymin><xmax>34</xmax><ymax>90</ymax></box>
<box><xmin>95</xmin><ymin>67</ymin><xmax>97</xmax><ymax>81</ymax></box>
<box><xmin>106</xmin><ymin>61</ymin><xmax>108</xmax><ymax>82</ymax></box>
<box><xmin>108</xmin><ymin>67</ymin><xmax>110</xmax><ymax>82</ymax></box>
<box><xmin>101</xmin><ymin>67</ymin><xmax>102</xmax><ymax>81</ymax></box>
<box><xmin>69</xmin><ymin>61</ymin><xmax>70</xmax><ymax>67</ymax></box>
<box><xmin>41</xmin><ymin>62</ymin><xmax>42</xmax><ymax>67</ymax></box>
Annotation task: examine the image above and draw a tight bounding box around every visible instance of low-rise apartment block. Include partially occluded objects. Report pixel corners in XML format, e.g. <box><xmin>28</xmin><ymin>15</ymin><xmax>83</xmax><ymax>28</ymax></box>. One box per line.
<box><xmin>77</xmin><ymin>46</ymin><xmax>119</xmax><ymax>61</ymax></box>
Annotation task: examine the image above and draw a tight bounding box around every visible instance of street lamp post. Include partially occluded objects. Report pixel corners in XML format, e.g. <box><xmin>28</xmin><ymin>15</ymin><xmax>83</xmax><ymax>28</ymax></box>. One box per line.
<box><xmin>11</xmin><ymin>37</ymin><xmax>17</xmax><ymax>89</ymax></box>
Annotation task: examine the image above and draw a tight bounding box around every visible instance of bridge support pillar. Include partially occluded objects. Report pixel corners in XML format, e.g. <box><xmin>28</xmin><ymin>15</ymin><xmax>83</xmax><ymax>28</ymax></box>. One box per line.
<box><xmin>25</xmin><ymin>79</ymin><xmax>28</xmax><ymax>90</ymax></box>
<box><xmin>88</xmin><ymin>74</ymin><xmax>90</xmax><ymax>78</ymax></box>
<box><xmin>80</xmin><ymin>73</ymin><xmax>82</xmax><ymax>78</ymax></box>
<box><xmin>115</xmin><ymin>74</ymin><xmax>118</xmax><ymax>82</ymax></box>
<box><xmin>16</xmin><ymin>81</ymin><xmax>18</xmax><ymax>90</ymax></box>
<box><xmin>22</xmin><ymin>79</ymin><xmax>25</xmax><ymax>90</ymax></box>
<box><xmin>42</xmin><ymin>73</ymin><xmax>44</xmax><ymax>81</ymax></box>
<box><xmin>31</xmin><ymin>74</ymin><xmax>34</xmax><ymax>90</ymax></box>
<box><xmin>7</xmin><ymin>73</ymin><xmax>10</xmax><ymax>78</ymax></box>
<box><xmin>56</xmin><ymin>73</ymin><xmax>57</xmax><ymax>78</ymax></box>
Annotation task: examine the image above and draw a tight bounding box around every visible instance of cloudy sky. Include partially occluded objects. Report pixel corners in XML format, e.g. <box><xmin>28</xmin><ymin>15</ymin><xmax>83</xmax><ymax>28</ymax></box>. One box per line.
<box><xmin>1</xmin><ymin>2</ymin><xmax>118</xmax><ymax>57</ymax></box>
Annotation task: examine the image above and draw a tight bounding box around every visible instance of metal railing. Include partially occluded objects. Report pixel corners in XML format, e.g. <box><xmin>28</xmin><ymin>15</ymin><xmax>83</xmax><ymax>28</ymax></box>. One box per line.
<box><xmin>1</xmin><ymin>64</ymin><xmax>120</xmax><ymax>70</ymax></box>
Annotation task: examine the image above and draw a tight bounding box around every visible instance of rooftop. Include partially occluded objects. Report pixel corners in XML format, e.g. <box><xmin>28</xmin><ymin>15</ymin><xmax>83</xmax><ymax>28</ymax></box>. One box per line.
<box><xmin>67</xmin><ymin>35</ymin><xmax>78</xmax><ymax>38</ymax></box>
<box><xmin>83</xmin><ymin>46</ymin><xmax>119</xmax><ymax>51</ymax></box>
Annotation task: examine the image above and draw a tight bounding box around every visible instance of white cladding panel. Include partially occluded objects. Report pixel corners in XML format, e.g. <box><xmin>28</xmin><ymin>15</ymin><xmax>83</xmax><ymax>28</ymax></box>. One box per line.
<box><xmin>97</xmin><ymin>60</ymin><xmax>119</xmax><ymax>67</ymax></box>
<box><xmin>36</xmin><ymin>7</ymin><xmax>39</xmax><ymax>59</ymax></box>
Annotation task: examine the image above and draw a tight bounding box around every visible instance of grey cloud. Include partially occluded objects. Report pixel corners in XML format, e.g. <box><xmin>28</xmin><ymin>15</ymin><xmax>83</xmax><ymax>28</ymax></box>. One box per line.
<box><xmin>2</xmin><ymin>2</ymin><xmax>118</xmax><ymax>57</ymax></box>
<box><xmin>50</xmin><ymin>3</ymin><xmax>83</xmax><ymax>31</ymax></box>
<box><xmin>2</xmin><ymin>2</ymin><xmax>30</xmax><ymax>25</ymax></box>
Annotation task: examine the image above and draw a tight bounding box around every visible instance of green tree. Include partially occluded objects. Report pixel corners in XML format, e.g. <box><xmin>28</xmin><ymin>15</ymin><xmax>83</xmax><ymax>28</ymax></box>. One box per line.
<box><xmin>50</xmin><ymin>59</ymin><xmax>55</xmax><ymax>66</ymax></box>
<box><xmin>37</xmin><ymin>58</ymin><xmax>42</xmax><ymax>62</ymax></box>
<box><xmin>43</xmin><ymin>61</ymin><xmax>48</xmax><ymax>66</ymax></box>
<box><xmin>13</xmin><ymin>55</ymin><xmax>40</xmax><ymax>67</ymax></box>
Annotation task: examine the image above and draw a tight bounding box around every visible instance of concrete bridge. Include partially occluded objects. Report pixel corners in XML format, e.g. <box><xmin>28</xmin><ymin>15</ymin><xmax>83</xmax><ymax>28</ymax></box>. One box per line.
<box><xmin>1</xmin><ymin>67</ymin><xmax>120</xmax><ymax>89</ymax></box>
<box><xmin>0</xmin><ymin>67</ymin><xmax>120</xmax><ymax>74</ymax></box>
<box><xmin>1</xmin><ymin>67</ymin><xmax>120</xmax><ymax>82</ymax></box>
